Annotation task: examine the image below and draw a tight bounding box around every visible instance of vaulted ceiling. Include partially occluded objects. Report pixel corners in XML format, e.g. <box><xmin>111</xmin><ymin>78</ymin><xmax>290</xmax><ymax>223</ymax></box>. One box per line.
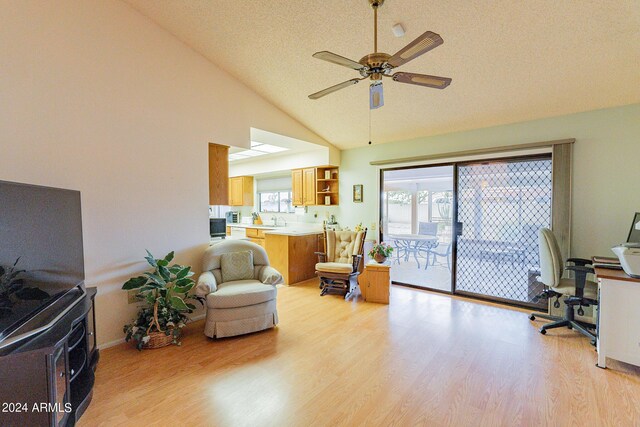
<box><xmin>125</xmin><ymin>0</ymin><xmax>640</xmax><ymax>149</ymax></box>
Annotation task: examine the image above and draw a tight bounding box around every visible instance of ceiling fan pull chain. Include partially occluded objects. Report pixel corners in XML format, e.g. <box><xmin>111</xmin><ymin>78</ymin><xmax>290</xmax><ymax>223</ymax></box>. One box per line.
<box><xmin>368</xmin><ymin>108</ymin><xmax>372</xmax><ymax>145</ymax></box>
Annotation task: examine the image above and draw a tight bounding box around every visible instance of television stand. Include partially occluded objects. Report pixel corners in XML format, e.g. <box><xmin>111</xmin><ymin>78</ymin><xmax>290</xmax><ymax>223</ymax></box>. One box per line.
<box><xmin>0</xmin><ymin>287</ymin><xmax>98</xmax><ymax>426</ymax></box>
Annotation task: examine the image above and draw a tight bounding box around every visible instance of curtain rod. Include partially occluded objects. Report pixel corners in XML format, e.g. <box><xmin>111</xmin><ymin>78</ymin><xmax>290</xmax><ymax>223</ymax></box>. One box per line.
<box><xmin>369</xmin><ymin>138</ymin><xmax>575</xmax><ymax>166</ymax></box>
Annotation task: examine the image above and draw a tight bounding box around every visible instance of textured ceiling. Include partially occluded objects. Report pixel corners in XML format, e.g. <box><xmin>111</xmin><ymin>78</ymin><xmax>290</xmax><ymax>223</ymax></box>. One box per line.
<box><xmin>125</xmin><ymin>0</ymin><xmax>640</xmax><ymax>149</ymax></box>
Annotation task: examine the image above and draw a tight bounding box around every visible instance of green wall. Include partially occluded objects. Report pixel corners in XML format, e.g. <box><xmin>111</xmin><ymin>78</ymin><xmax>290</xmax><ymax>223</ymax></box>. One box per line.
<box><xmin>337</xmin><ymin>103</ymin><xmax>640</xmax><ymax>258</ymax></box>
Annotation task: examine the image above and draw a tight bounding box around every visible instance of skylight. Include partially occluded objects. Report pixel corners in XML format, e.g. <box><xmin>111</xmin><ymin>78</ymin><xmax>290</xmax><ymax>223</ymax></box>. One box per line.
<box><xmin>229</xmin><ymin>142</ymin><xmax>288</xmax><ymax>162</ymax></box>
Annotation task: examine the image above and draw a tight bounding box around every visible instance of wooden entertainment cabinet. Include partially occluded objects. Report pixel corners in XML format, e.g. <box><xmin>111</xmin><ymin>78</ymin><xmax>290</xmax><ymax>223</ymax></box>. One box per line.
<box><xmin>0</xmin><ymin>287</ymin><xmax>98</xmax><ymax>426</ymax></box>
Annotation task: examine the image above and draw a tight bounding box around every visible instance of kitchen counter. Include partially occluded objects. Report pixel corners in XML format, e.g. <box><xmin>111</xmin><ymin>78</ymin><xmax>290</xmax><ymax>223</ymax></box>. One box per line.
<box><xmin>264</xmin><ymin>229</ymin><xmax>322</xmax><ymax>236</ymax></box>
<box><xmin>227</xmin><ymin>223</ymin><xmax>322</xmax><ymax>236</ymax></box>
<box><xmin>226</xmin><ymin>223</ymin><xmax>278</xmax><ymax>230</ymax></box>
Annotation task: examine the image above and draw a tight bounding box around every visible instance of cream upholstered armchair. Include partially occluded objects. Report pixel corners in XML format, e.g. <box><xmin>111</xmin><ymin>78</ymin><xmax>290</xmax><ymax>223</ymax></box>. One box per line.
<box><xmin>315</xmin><ymin>228</ymin><xmax>367</xmax><ymax>299</ymax></box>
<box><xmin>195</xmin><ymin>240</ymin><xmax>282</xmax><ymax>338</ymax></box>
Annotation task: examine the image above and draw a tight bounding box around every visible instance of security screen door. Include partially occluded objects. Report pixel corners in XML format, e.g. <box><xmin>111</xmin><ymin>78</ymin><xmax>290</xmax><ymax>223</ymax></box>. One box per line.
<box><xmin>454</xmin><ymin>156</ymin><xmax>552</xmax><ymax>308</ymax></box>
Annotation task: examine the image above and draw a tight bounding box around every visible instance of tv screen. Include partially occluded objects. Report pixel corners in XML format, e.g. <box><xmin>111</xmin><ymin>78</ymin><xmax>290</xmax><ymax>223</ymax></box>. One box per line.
<box><xmin>0</xmin><ymin>181</ymin><xmax>84</xmax><ymax>340</ymax></box>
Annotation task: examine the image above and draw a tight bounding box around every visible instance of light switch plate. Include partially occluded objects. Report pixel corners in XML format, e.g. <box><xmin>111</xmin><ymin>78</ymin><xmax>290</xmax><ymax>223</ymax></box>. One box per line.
<box><xmin>370</xmin><ymin>222</ymin><xmax>377</xmax><ymax>231</ymax></box>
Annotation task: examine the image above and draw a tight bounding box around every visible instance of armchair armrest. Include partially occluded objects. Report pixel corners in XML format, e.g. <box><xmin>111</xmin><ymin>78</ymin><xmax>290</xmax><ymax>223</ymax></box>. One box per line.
<box><xmin>567</xmin><ymin>257</ymin><xmax>592</xmax><ymax>267</ymax></box>
<box><xmin>259</xmin><ymin>266</ymin><xmax>283</xmax><ymax>285</ymax></box>
<box><xmin>196</xmin><ymin>271</ymin><xmax>217</xmax><ymax>296</ymax></box>
<box><xmin>315</xmin><ymin>252</ymin><xmax>327</xmax><ymax>263</ymax></box>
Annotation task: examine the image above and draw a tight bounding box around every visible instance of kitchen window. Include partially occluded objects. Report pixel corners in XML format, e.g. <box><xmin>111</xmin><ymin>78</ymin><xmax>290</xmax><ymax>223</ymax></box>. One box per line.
<box><xmin>259</xmin><ymin>191</ymin><xmax>294</xmax><ymax>213</ymax></box>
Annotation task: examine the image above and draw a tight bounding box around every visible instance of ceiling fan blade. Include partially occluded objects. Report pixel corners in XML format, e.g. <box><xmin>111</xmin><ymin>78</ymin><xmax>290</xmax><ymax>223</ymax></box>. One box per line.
<box><xmin>308</xmin><ymin>78</ymin><xmax>362</xmax><ymax>100</ymax></box>
<box><xmin>392</xmin><ymin>72</ymin><xmax>452</xmax><ymax>89</ymax></box>
<box><xmin>387</xmin><ymin>31</ymin><xmax>444</xmax><ymax>68</ymax></box>
<box><xmin>312</xmin><ymin>51</ymin><xmax>366</xmax><ymax>71</ymax></box>
<box><xmin>370</xmin><ymin>83</ymin><xmax>384</xmax><ymax>109</ymax></box>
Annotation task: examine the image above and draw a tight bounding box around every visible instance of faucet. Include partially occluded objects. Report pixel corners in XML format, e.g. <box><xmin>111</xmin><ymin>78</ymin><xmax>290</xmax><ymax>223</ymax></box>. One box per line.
<box><xmin>277</xmin><ymin>216</ymin><xmax>287</xmax><ymax>227</ymax></box>
<box><xmin>271</xmin><ymin>216</ymin><xmax>277</xmax><ymax>226</ymax></box>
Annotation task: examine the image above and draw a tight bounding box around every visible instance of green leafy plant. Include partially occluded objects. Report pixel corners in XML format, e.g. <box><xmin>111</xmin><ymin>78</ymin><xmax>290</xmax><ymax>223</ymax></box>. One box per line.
<box><xmin>122</xmin><ymin>250</ymin><xmax>204</xmax><ymax>350</ymax></box>
<box><xmin>368</xmin><ymin>242</ymin><xmax>394</xmax><ymax>258</ymax></box>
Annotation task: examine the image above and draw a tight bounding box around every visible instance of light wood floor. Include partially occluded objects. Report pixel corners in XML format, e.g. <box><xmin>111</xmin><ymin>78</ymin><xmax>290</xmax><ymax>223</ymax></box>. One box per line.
<box><xmin>80</xmin><ymin>280</ymin><xmax>640</xmax><ymax>427</ymax></box>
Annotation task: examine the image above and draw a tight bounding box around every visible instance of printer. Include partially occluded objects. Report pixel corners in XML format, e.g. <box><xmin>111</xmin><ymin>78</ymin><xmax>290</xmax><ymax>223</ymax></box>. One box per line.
<box><xmin>612</xmin><ymin>214</ymin><xmax>640</xmax><ymax>278</ymax></box>
<box><xmin>612</xmin><ymin>243</ymin><xmax>640</xmax><ymax>279</ymax></box>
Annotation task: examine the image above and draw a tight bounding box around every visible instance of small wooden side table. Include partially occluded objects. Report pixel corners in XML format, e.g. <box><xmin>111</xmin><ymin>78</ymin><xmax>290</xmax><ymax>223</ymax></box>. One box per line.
<box><xmin>359</xmin><ymin>261</ymin><xmax>390</xmax><ymax>304</ymax></box>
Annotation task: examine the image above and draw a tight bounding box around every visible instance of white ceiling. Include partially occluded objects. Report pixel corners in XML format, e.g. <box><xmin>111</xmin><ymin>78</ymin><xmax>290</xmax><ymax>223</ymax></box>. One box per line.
<box><xmin>125</xmin><ymin>0</ymin><xmax>640</xmax><ymax>149</ymax></box>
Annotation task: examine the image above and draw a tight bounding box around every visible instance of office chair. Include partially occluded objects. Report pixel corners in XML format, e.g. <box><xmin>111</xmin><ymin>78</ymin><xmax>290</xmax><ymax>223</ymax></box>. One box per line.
<box><xmin>529</xmin><ymin>228</ymin><xmax>598</xmax><ymax>344</ymax></box>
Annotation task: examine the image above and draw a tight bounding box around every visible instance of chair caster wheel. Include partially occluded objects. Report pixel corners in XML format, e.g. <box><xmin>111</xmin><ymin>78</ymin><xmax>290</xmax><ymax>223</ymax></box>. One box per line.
<box><xmin>529</xmin><ymin>314</ymin><xmax>535</xmax><ymax>321</ymax></box>
<box><xmin>568</xmin><ymin>325</ymin><xmax>572</xmax><ymax>329</ymax></box>
<box><xmin>539</xmin><ymin>328</ymin><xmax>547</xmax><ymax>335</ymax></box>
<box><xmin>590</xmin><ymin>340</ymin><xmax>596</xmax><ymax>346</ymax></box>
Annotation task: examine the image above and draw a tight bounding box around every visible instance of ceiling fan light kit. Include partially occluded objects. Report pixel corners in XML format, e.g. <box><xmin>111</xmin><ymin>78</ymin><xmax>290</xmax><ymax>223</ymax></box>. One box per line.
<box><xmin>308</xmin><ymin>0</ymin><xmax>452</xmax><ymax>110</ymax></box>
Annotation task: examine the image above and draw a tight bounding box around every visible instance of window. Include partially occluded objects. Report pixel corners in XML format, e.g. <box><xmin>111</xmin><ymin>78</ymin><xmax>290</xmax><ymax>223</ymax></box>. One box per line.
<box><xmin>259</xmin><ymin>191</ymin><xmax>294</xmax><ymax>213</ymax></box>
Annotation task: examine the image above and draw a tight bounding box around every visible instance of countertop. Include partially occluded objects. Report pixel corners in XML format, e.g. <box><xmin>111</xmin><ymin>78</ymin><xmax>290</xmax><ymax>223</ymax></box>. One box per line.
<box><xmin>263</xmin><ymin>230</ymin><xmax>323</xmax><ymax>237</ymax></box>
<box><xmin>227</xmin><ymin>223</ymin><xmax>322</xmax><ymax>237</ymax></box>
<box><xmin>227</xmin><ymin>223</ymin><xmax>278</xmax><ymax>230</ymax></box>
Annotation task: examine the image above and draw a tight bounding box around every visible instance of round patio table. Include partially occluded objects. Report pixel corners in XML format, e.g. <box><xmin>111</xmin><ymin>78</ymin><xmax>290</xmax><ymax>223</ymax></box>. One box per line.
<box><xmin>387</xmin><ymin>234</ymin><xmax>439</xmax><ymax>269</ymax></box>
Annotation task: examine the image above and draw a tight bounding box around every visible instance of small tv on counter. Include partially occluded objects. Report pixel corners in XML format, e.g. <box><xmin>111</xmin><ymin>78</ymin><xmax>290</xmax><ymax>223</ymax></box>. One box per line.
<box><xmin>0</xmin><ymin>180</ymin><xmax>85</xmax><ymax>349</ymax></box>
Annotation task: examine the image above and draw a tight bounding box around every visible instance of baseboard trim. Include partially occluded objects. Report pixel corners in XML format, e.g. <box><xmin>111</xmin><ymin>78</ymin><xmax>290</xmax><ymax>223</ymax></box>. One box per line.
<box><xmin>98</xmin><ymin>337</ymin><xmax>125</xmax><ymax>350</ymax></box>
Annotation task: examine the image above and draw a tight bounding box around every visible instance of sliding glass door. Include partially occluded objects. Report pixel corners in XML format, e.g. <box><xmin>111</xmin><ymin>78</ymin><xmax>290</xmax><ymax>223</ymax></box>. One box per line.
<box><xmin>379</xmin><ymin>155</ymin><xmax>553</xmax><ymax>308</ymax></box>
<box><xmin>380</xmin><ymin>165</ymin><xmax>454</xmax><ymax>292</ymax></box>
<box><xmin>454</xmin><ymin>157</ymin><xmax>552</xmax><ymax>307</ymax></box>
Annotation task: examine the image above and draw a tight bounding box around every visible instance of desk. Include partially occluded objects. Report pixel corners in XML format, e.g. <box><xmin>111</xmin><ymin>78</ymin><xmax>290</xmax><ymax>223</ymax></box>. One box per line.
<box><xmin>388</xmin><ymin>234</ymin><xmax>438</xmax><ymax>269</ymax></box>
<box><xmin>595</xmin><ymin>267</ymin><xmax>640</xmax><ymax>369</ymax></box>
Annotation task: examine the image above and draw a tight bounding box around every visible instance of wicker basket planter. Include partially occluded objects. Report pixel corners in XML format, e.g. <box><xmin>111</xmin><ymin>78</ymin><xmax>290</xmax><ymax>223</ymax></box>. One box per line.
<box><xmin>143</xmin><ymin>329</ymin><xmax>179</xmax><ymax>349</ymax></box>
<box><xmin>139</xmin><ymin>301</ymin><xmax>181</xmax><ymax>350</ymax></box>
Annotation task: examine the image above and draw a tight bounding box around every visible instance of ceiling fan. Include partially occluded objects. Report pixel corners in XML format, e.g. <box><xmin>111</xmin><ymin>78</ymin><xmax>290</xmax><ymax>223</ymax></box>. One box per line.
<box><xmin>308</xmin><ymin>0</ymin><xmax>451</xmax><ymax>109</ymax></box>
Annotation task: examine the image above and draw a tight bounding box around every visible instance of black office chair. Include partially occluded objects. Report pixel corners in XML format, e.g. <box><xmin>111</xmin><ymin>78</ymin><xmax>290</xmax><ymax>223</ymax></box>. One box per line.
<box><xmin>529</xmin><ymin>228</ymin><xmax>598</xmax><ymax>344</ymax></box>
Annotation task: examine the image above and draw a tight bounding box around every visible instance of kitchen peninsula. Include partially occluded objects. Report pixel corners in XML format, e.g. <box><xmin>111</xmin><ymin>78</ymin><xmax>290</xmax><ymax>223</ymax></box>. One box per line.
<box><xmin>225</xmin><ymin>224</ymin><xmax>323</xmax><ymax>285</ymax></box>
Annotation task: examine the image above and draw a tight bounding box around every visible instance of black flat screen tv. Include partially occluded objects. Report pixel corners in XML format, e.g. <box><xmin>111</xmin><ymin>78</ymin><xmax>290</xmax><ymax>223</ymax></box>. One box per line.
<box><xmin>0</xmin><ymin>180</ymin><xmax>85</xmax><ymax>346</ymax></box>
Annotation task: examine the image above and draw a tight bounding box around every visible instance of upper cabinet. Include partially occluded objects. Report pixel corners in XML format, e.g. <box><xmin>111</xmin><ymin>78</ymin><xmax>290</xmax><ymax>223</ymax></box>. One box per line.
<box><xmin>291</xmin><ymin>166</ymin><xmax>339</xmax><ymax>206</ymax></box>
<box><xmin>291</xmin><ymin>169</ymin><xmax>303</xmax><ymax>206</ymax></box>
<box><xmin>302</xmin><ymin>167</ymin><xmax>316</xmax><ymax>206</ymax></box>
<box><xmin>208</xmin><ymin>143</ymin><xmax>229</xmax><ymax>205</ymax></box>
<box><xmin>228</xmin><ymin>176</ymin><xmax>254</xmax><ymax>206</ymax></box>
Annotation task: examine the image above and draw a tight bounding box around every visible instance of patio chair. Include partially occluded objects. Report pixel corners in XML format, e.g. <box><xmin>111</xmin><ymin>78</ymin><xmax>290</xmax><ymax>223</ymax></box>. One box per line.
<box><xmin>418</xmin><ymin>222</ymin><xmax>438</xmax><ymax>236</ymax></box>
<box><xmin>426</xmin><ymin>242</ymin><xmax>452</xmax><ymax>270</ymax></box>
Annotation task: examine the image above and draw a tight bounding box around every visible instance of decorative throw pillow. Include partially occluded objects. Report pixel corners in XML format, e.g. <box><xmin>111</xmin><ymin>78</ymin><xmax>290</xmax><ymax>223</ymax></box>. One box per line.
<box><xmin>220</xmin><ymin>251</ymin><xmax>254</xmax><ymax>283</ymax></box>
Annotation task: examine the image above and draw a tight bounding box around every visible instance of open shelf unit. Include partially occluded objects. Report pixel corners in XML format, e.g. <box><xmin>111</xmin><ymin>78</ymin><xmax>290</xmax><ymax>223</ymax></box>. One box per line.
<box><xmin>315</xmin><ymin>166</ymin><xmax>339</xmax><ymax>206</ymax></box>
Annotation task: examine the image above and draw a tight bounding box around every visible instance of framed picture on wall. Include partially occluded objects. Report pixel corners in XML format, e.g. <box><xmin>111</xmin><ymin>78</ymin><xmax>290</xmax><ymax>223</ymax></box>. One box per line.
<box><xmin>353</xmin><ymin>184</ymin><xmax>363</xmax><ymax>203</ymax></box>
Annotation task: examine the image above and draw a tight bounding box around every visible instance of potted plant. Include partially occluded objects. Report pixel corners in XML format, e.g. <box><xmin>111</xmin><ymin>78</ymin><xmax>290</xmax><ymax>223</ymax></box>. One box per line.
<box><xmin>122</xmin><ymin>250</ymin><xmax>203</xmax><ymax>350</ymax></box>
<box><xmin>368</xmin><ymin>242</ymin><xmax>393</xmax><ymax>263</ymax></box>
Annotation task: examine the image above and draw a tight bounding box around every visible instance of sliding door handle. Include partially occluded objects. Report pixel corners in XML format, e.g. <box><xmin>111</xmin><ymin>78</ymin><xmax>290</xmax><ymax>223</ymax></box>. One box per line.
<box><xmin>455</xmin><ymin>222</ymin><xmax>463</xmax><ymax>236</ymax></box>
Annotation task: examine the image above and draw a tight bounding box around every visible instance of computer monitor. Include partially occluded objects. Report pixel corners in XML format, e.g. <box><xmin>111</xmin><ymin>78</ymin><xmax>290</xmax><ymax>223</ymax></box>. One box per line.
<box><xmin>627</xmin><ymin>212</ymin><xmax>640</xmax><ymax>243</ymax></box>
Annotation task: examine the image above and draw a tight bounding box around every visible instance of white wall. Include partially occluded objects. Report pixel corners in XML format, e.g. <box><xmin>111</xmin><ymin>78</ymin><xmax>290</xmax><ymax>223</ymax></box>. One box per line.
<box><xmin>0</xmin><ymin>0</ymin><xmax>331</xmax><ymax>346</ymax></box>
<box><xmin>229</xmin><ymin>148</ymin><xmax>333</xmax><ymax>177</ymax></box>
<box><xmin>337</xmin><ymin>104</ymin><xmax>640</xmax><ymax>258</ymax></box>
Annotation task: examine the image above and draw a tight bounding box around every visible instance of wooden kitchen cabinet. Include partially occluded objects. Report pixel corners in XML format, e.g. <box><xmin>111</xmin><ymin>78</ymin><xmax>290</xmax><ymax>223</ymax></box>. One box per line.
<box><xmin>228</xmin><ymin>176</ymin><xmax>253</xmax><ymax>206</ymax></box>
<box><xmin>265</xmin><ymin>232</ymin><xmax>322</xmax><ymax>285</ymax></box>
<box><xmin>208</xmin><ymin>143</ymin><xmax>229</xmax><ymax>205</ymax></box>
<box><xmin>291</xmin><ymin>166</ymin><xmax>339</xmax><ymax>207</ymax></box>
<box><xmin>291</xmin><ymin>169</ymin><xmax>303</xmax><ymax>206</ymax></box>
<box><xmin>302</xmin><ymin>168</ymin><xmax>315</xmax><ymax>206</ymax></box>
